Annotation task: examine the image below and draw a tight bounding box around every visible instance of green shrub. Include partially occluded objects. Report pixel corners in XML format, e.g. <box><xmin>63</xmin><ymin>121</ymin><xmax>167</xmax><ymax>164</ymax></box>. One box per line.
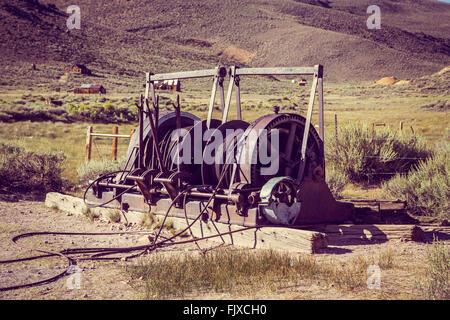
<box><xmin>66</xmin><ymin>102</ymin><xmax>137</xmax><ymax>123</ymax></box>
<box><xmin>0</xmin><ymin>142</ymin><xmax>66</xmax><ymax>194</ymax></box>
<box><xmin>325</xmin><ymin>166</ymin><xmax>350</xmax><ymax>199</ymax></box>
<box><xmin>326</xmin><ymin>122</ymin><xmax>431</xmax><ymax>182</ymax></box>
<box><xmin>0</xmin><ymin>105</ymin><xmax>70</xmax><ymax>122</ymax></box>
<box><xmin>383</xmin><ymin>145</ymin><xmax>449</xmax><ymax>218</ymax></box>
<box><xmin>77</xmin><ymin>158</ymin><xmax>125</xmax><ymax>186</ymax></box>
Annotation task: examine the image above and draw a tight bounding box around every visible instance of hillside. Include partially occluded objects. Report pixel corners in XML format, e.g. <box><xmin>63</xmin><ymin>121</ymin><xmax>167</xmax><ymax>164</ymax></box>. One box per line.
<box><xmin>0</xmin><ymin>0</ymin><xmax>449</xmax><ymax>91</ymax></box>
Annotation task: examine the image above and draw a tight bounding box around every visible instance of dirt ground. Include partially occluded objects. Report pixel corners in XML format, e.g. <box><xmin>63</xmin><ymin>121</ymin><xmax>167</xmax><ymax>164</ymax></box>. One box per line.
<box><xmin>0</xmin><ymin>199</ymin><xmax>447</xmax><ymax>300</ymax></box>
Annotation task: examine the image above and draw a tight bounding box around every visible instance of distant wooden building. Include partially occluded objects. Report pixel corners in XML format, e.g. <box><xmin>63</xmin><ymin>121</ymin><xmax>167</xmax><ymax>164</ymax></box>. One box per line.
<box><xmin>154</xmin><ymin>79</ymin><xmax>181</xmax><ymax>92</ymax></box>
<box><xmin>64</xmin><ymin>64</ymin><xmax>92</xmax><ymax>75</ymax></box>
<box><xmin>74</xmin><ymin>84</ymin><xmax>106</xmax><ymax>94</ymax></box>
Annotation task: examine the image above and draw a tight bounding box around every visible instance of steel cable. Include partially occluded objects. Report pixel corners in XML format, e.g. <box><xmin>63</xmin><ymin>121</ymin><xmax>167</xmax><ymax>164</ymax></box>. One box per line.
<box><xmin>1</xmin><ymin>122</ymin><xmax>254</xmax><ymax>292</ymax></box>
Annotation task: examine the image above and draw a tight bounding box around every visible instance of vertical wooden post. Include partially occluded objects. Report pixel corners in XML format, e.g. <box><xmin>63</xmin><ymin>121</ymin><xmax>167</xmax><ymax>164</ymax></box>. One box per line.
<box><xmin>399</xmin><ymin>121</ymin><xmax>404</xmax><ymax>132</ymax></box>
<box><xmin>371</xmin><ymin>123</ymin><xmax>375</xmax><ymax>135</ymax></box>
<box><xmin>86</xmin><ymin>126</ymin><xmax>92</xmax><ymax>163</ymax></box>
<box><xmin>334</xmin><ymin>114</ymin><xmax>338</xmax><ymax>158</ymax></box>
<box><xmin>112</xmin><ymin>126</ymin><xmax>118</xmax><ymax>161</ymax></box>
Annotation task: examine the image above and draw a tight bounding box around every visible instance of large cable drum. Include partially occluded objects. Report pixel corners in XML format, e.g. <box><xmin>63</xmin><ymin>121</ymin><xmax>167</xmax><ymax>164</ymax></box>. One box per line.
<box><xmin>121</xmin><ymin>111</ymin><xmax>200</xmax><ymax>179</ymax></box>
<box><xmin>237</xmin><ymin>113</ymin><xmax>324</xmax><ymax>187</ymax></box>
<box><xmin>201</xmin><ymin>120</ymin><xmax>250</xmax><ymax>187</ymax></box>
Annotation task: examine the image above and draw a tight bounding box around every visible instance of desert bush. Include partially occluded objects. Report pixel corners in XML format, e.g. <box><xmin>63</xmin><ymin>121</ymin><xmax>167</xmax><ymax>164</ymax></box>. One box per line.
<box><xmin>325</xmin><ymin>166</ymin><xmax>350</xmax><ymax>199</ymax></box>
<box><xmin>0</xmin><ymin>142</ymin><xmax>65</xmax><ymax>194</ymax></box>
<box><xmin>0</xmin><ymin>105</ymin><xmax>70</xmax><ymax>122</ymax></box>
<box><xmin>326</xmin><ymin>122</ymin><xmax>431</xmax><ymax>182</ymax></box>
<box><xmin>418</xmin><ymin>240</ymin><xmax>449</xmax><ymax>299</ymax></box>
<box><xmin>383</xmin><ymin>145</ymin><xmax>449</xmax><ymax>218</ymax></box>
<box><xmin>67</xmin><ymin>102</ymin><xmax>137</xmax><ymax>123</ymax></box>
<box><xmin>77</xmin><ymin>158</ymin><xmax>125</xmax><ymax>186</ymax></box>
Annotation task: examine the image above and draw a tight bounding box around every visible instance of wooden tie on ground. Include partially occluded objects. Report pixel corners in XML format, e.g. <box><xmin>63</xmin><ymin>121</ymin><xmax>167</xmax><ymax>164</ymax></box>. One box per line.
<box><xmin>302</xmin><ymin>224</ymin><xmax>425</xmax><ymax>244</ymax></box>
<box><xmin>45</xmin><ymin>192</ymin><xmax>425</xmax><ymax>255</ymax></box>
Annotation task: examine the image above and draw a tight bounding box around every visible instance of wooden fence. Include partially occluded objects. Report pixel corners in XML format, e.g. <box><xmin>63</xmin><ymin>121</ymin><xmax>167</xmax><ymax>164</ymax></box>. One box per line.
<box><xmin>85</xmin><ymin>126</ymin><xmax>134</xmax><ymax>162</ymax></box>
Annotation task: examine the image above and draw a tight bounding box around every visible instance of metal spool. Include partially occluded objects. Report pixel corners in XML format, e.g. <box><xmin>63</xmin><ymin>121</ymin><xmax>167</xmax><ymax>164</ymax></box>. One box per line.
<box><xmin>201</xmin><ymin>120</ymin><xmax>250</xmax><ymax>187</ymax></box>
<box><xmin>175</xmin><ymin>119</ymin><xmax>222</xmax><ymax>185</ymax></box>
<box><xmin>122</xmin><ymin>111</ymin><xmax>200</xmax><ymax>174</ymax></box>
<box><xmin>237</xmin><ymin>113</ymin><xmax>324</xmax><ymax>187</ymax></box>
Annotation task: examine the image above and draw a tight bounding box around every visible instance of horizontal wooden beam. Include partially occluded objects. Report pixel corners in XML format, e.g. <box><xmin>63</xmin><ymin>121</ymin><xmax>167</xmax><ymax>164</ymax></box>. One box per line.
<box><xmin>305</xmin><ymin>224</ymin><xmax>425</xmax><ymax>243</ymax></box>
<box><xmin>149</xmin><ymin>68</ymin><xmax>220</xmax><ymax>81</ymax></box>
<box><xmin>236</xmin><ymin>66</ymin><xmax>317</xmax><ymax>76</ymax></box>
<box><xmin>90</xmin><ymin>133</ymin><xmax>131</xmax><ymax>138</ymax></box>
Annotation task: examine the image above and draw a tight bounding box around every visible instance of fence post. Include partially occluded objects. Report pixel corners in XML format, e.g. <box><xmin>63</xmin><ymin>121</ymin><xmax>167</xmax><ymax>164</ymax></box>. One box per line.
<box><xmin>112</xmin><ymin>126</ymin><xmax>118</xmax><ymax>161</ymax></box>
<box><xmin>86</xmin><ymin>126</ymin><xmax>92</xmax><ymax>163</ymax></box>
<box><xmin>334</xmin><ymin>114</ymin><xmax>338</xmax><ymax>157</ymax></box>
<box><xmin>399</xmin><ymin>121</ymin><xmax>404</xmax><ymax>132</ymax></box>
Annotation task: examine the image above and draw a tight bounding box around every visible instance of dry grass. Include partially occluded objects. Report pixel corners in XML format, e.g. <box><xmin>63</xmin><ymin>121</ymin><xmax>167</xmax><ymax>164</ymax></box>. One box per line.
<box><xmin>417</xmin><ymin>240</ymin><xmax>449</xmax><ymax>300</ymax></box>
<box><xmin>126</xmin><ymin>248</ymin><xmax>394</xmax><ymax>299</ymax></box>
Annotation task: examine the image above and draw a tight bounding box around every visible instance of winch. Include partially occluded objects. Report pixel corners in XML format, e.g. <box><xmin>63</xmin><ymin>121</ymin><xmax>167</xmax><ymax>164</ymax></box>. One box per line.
<box><xmin>85</xmin><ymin>65</ymin><xmax>352</xmax><ymax>226</ymax></box>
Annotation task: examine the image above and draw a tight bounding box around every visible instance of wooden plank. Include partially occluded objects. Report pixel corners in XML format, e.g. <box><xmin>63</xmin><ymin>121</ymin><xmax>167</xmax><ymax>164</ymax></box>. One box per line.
<box><xmin>310</xmin><ymin>224</ymin><xmax>425</xmax><ymax>243</ymax></box>
<box><xmin>90</xmin><ymin>133</ymin><xmax>131</xmax><ymax>138</ymax></box>
<box><xmin>44</xmin><ymin>192</ymin><xmax>327</xmax><ymax>254</ymax></box>
<box><xmin>150</xmin><ymin>68</ymin><xmax>218</xmax><ymax>81</ymax></box>
<box><xmin>112</xmin><ymin>126</ymin><xmax>118</xmax><ymax>160</ymax></box>
<box><xmin>44</xmin><ymin>192</ymin><xmax>145</xmax><ymax>224</ymax></box>
<box><xmin>169</xmin><ymin>217</ymin><xmax>328</xmax><ymax>254</ymax></box>
<box><xmin>236</xmin><ymin>67</ymin><xmax>316</xmax><ymax>76</ymax></box>
<box><xmin>85</xmin><ymin>126</ymin><xmax>92</xmax><ymax>163</ymax></box>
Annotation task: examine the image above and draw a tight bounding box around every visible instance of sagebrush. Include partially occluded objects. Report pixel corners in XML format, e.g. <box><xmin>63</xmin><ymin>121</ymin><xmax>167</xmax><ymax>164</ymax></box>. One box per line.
<box><xmin>325</xmin><ymin>166</ymin><xmax>350</xmax><ymax>199</ymax></box>
<box><xmin>77</xmin><ymin>158</ymin><xmax>125</xmax><ymax>186</ymax></box>
<box><xmin>326</xmin><ymin>122</ymin><xmax>431</xmax><ymax>183</ymax></box>
<box><xmin>383</xmin><ymin>143</ymin><xmax>449</xmax><ymax>218</ymax></box>
<box><xmin>0</xmin><ymin>142</ymin><xmax>65</xmax><ymax>194</ymax></box>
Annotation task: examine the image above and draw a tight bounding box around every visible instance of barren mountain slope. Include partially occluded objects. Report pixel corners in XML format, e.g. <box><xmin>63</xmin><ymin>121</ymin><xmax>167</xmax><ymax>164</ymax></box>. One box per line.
<box><xmin>0</xmin><ymin>0</ymin><xmax>449</xmax><ymax>85</ymax></box>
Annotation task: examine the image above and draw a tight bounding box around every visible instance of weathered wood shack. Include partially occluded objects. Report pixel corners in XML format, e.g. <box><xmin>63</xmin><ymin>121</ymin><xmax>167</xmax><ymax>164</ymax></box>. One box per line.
<box><xmin>64</xmin><ymin>64</ymin><xmax>92</xmax><ymax>75</ymax></box>
<box><xmin>74</xmin><ymin>84</ymin><xmax>106</xmax><ymax>94</ymax></box>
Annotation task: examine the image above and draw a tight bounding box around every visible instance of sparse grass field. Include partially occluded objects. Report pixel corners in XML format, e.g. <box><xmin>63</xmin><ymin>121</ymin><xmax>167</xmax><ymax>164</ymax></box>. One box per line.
<box><xmin>0</xmin><ymin>78</ymin><xmax>447</xmax><ymax>193</ymax></box>
<box><xmin>126</xmin><ymin>240</ymin><xmax>448</xmax><ymax>300</ymax></box>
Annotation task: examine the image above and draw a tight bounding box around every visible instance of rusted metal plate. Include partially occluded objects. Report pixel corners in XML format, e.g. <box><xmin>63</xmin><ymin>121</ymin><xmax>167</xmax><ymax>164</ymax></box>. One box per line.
<box><xmin>295</xmin><ymin>178</ymin><xmax>353</xmax><ymax>224</ymax></box>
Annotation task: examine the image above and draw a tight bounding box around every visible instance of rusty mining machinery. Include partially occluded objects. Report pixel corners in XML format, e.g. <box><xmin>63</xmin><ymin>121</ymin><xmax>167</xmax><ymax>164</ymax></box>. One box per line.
<box><xmin>85</xmin><ymin>65</ymin><xmax>353</xmax><ymax>228</ymax></box>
